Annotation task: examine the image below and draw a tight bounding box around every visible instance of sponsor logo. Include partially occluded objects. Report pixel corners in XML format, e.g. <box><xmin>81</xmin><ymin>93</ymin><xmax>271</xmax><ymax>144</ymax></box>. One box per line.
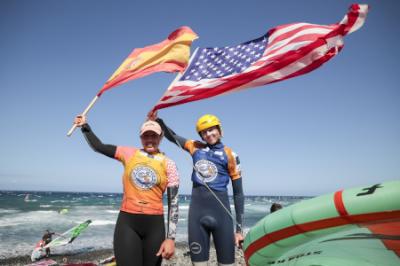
<box><xmin>195</xmin><ymin>160</ymin><xmax>218</xmax><ymax>182</ymax></box>
<box><xmin>189</xmin><ymin>242</ymin><xmax>202</xmax><ymax>254</ymax></box>
<box><xmin>131</xmin><ymin>166</ymin><xmax>158</xmax><ymax>190</ymax></box>
<box><xmin>357</xmin><ymin>184</ymin><xmax>383</xmax><ymax>196</ymax></box>
<box><xmin>268</xmin><ymin>250</ymin><xmax>322</xmax><ymax>264</ymax></box>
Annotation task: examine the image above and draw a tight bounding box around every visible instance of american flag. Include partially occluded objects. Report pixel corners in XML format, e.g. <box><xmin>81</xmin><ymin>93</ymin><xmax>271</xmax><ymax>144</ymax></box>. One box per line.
<box><xmin>153</xmin><ymin>4</ymin><xmax>368</xmax><ymax>110</ymax></box>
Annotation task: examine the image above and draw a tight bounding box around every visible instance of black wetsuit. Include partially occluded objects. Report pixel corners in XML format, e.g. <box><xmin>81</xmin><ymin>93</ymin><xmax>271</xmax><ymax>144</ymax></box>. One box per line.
<box><xmin>80</xmin><ymin>124</ymin><xmax>179</xmax><ymax>266</ymax></box>
<box><xmin>42</xmin><ymin>231</ymin><xmax>54</xmax><ymax>257</ymax></box>
<box><xmin>114</xmin><ymin>212</ymin><xmax>165</xmax><ymax>266</ymax></box>
<box><xmin>157</xmin><ymin>118</ymin><xmax>244</xmax><ymax>264</ymax></box>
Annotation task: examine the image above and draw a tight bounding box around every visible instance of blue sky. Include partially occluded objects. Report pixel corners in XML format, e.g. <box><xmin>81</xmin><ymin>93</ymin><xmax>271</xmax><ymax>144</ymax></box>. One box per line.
<box><xmin>0</xmin><ymin>0</ymin><xmax>399</xmax><ymax>196</ymax></box>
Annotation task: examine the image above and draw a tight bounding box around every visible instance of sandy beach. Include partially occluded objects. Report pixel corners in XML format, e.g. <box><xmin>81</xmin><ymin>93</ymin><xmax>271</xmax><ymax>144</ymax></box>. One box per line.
<box><xmin>0</xmin><ymin>242</ymin><xmax>246</xmax><ymax>266</ymax></box>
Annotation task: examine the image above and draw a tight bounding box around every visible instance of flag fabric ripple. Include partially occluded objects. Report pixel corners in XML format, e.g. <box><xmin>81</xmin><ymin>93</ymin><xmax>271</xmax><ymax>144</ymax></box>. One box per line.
<box><xmin>97</xmin><ymin>26</ymin><xmax>198</xmax><ymax>96</ymax></box>
<box><xmin>153</xmin><ymin>4</ymin><xmax>368</xmax><ymax>110</ymax></box>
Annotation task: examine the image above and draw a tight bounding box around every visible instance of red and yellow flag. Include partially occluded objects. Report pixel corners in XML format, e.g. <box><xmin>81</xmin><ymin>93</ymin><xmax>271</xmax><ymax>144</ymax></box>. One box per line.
<box><xmin>97</xmin><ymin>26</ymin><xmax>198</xmax><ymax>96</ymax></box>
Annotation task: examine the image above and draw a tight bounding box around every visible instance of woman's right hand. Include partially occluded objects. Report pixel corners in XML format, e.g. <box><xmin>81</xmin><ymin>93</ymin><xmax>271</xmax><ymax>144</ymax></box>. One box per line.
<box><xmin>74</xmin><ymin>115</ymin><xmax>87</xmax><ymax>127</ymax></box>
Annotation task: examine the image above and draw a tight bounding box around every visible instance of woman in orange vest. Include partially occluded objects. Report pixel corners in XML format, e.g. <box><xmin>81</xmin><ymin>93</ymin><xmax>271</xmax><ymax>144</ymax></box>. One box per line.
<box><xmin>74</xmin><ymin>115</ymin><xmax>180</xmax><ymax>266</ymax></box>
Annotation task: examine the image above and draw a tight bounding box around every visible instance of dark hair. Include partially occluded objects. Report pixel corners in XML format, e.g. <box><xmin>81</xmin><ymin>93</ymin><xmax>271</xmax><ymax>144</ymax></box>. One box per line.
<box><xmin>270</xmin><ymin>203</ymin><xmax>283</xmax><ymax>213</ymax></box>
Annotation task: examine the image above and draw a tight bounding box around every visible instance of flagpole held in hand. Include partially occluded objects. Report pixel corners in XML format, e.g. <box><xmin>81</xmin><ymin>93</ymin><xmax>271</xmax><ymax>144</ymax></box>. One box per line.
<box><xmin>67</xmin><ymin>95</ymin><xmax>100</xmax><ymax>137</ymax></box>
<box><xmin>67</xmin><ymin>27</ymin><xmax>198</xmax><ymax>137</ymax></box>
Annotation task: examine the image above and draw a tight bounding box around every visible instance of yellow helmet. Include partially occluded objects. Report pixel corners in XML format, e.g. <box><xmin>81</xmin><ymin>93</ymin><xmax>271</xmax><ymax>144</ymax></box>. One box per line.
<box><xmin>196</xmin><ymin>114</ymin><xmax>222</xmax><ymax>133</ymax></box>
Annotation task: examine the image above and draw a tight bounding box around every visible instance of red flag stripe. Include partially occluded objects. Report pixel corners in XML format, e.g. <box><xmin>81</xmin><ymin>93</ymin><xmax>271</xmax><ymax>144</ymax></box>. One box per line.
<box><xmin>267</xmin><ymin>24</ymin><xmax>334</xmax><ymax>49</ymax></box>
<box><xmin>341</xmin><ymin>4</ymin><xmax>364</xmax><ymax>35</ymax></box>
<box><xmin>268</xmin><ymin>23</ymin><xmax>334</xmax><ymax>44</ymax></box>
<box><xmin>265</xmin><ymin>34</ymin><xmax>330</xmax><ymax>60</ymax></box>
<box><xmin>226</xmin><ymin>45</ymin><xmax>341</xmax><ymax>96</ymax></box>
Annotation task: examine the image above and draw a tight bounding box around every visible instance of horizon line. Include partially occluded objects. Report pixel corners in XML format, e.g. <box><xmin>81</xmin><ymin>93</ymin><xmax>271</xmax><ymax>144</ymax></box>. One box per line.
<box><xmin>0</xmin><ymin>189</ymin><xmax>313</xmax><ymax>198</ymax></box>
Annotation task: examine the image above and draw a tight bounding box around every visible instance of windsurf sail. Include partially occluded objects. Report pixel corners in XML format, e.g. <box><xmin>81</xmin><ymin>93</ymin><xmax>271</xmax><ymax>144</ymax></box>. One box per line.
<box><xmin>31</xmin><ymin>220</ymin><xmax>92</xmax><ymax>261</ymax></box>
<box><xmin>45</xmin><ymin>220</ymin><xmax>92</xmax><ymax>248</ymax></box>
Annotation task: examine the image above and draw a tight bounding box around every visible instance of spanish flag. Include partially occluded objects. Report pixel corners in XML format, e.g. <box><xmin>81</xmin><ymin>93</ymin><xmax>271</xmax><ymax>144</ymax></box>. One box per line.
<box><xmin>97</xmin><ymin>26</ymin><xmax>198</xmax><ymax>96</ymax></box>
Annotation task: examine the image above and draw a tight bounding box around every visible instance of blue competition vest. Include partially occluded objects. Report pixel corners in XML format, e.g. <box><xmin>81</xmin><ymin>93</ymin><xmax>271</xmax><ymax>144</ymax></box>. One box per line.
<box><xmin>185</xmin><ymin>140</ymin><xmax>240</xmax><ymax>191</ymax></box>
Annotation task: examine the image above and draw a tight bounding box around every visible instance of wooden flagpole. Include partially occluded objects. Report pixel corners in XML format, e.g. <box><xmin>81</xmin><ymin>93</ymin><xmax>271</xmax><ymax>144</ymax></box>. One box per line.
<box><xmin>69</xmin><ymin>47</ymin><xmax>199</xmax><ymax>136</ymax></box>
<box><xmin>66</xmin><ymin>95</ymin><xmax>100</xmax><ymax>137</ymax></box>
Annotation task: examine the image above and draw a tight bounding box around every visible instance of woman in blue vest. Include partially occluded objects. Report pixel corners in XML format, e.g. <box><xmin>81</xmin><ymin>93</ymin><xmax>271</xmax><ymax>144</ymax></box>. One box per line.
<box><xmin>150</xmin><ymin>112</ymin><xmax>244</xmax><ymax>266</ymax></box>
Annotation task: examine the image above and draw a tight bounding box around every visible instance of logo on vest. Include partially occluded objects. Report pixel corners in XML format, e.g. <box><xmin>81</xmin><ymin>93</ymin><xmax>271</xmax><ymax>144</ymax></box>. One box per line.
<box><xmin>195</xmin><ymin>160</ymin><xmax>218</xmax><ymax>182</ymax></box>
<box><xmin>131</xmin><ymin>166</ymin><xmax>158</xmax><ymax>190</ymax></box>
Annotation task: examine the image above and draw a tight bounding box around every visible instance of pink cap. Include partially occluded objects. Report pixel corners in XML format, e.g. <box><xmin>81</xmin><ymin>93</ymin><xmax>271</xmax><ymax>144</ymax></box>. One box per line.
<box><xmin>140</xmin><ymin>121</ymin><xmax>162</xmax><ymax>136</ymax></box>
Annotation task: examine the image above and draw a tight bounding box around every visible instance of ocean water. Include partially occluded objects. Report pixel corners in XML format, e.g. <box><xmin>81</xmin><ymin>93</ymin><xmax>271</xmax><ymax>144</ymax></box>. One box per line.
<box><xmin>0</xmin><ymin>191</ymin><xmax>307</xmax><ymax>259</ymax></box>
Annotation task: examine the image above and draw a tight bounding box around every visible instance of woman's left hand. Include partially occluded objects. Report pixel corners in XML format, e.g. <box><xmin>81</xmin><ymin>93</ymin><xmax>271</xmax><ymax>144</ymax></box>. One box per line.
<box><xmin>156</xmin><ymin>238</ymin><xmax>175</xmax><ymax>259</ymax></box>
<box><xmin>235</xmin><ymin>232</ymin><xmax>244</xmax><ymax>249</ymax></box>
<box><xmin>147</xmin><ymin>109</ymin><xmax>158</xmax><ymax>121</ymax></box>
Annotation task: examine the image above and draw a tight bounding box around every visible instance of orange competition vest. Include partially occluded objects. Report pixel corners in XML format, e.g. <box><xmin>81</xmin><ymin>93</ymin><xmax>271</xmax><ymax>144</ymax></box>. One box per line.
<box><xmin>120</xmin><ymin>150</ymin><xmax>168</xmax><ymax>215</ymax></box>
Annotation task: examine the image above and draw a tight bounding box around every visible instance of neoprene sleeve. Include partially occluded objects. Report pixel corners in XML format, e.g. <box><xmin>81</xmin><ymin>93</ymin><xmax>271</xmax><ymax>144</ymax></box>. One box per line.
<box><xmin>81</xmin><ymin>124</ymin><xmax>116</xmax><ymax>158</ymax></box>
<box><xmin>232</xmin><ymin>178</ymin><xmax>245</xmax><ymax>233</ymax></box>
<box><xmin>156</xmin><ymin>118</ymin><xmax>187</xmax><ymax>148</ymax></box>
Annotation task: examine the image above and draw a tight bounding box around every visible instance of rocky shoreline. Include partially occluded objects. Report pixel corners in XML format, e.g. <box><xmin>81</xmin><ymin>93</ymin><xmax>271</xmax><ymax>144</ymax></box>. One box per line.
<box><xmin>1</xmin><ymin>242</ymin><xmax>246</xmax><ymax>265</ymax></box>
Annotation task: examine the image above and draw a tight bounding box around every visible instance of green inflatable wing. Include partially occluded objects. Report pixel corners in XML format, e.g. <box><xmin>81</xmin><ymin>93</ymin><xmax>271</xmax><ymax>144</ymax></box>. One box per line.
<box><xmin>243</xmin><ymin>181</ymin><xmax>400</xmax><ymax>266</ymax></box>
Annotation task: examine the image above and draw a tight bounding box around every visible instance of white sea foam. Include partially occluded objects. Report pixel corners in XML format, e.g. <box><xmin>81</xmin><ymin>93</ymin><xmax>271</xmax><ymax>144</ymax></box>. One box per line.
<box><xmin>105</xmin><ymin>210</ymin><xmax>119</xmax><ymax>214</ymax></box>
<box><xmin>0</xmin><ymin>209</ymin><xmax>19</xmax><ymax>214</ymax></box>
<box><xmin>40</xmin><ymin>205</ymin><xmax>52</xmax><ymax>208</ymax></box>
<box><xmin>90</xmin><ymin>220</ymin><xmax>116</xmax><ymax>226</ymax></box>
<box><xmin>24</xmin><ymin>199</ymin><xmax>38</xmax><ymax>202</ymax></box>
<box><xmin>0</xmin><ymin>210</ymin><xmax>58</xmax><ymax>227</ymax></box>
<box><xmin>245</xmin><ymin>204</ymin><xmax>270</xmax><ymax>213</ymax></box>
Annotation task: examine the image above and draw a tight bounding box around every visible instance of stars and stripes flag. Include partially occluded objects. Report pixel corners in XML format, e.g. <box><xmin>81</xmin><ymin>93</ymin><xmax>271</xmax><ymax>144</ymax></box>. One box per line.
<box><xmin>153</xmin><ymin>4</ymin><xmax>368</xmax><ymax>110</ymax></box>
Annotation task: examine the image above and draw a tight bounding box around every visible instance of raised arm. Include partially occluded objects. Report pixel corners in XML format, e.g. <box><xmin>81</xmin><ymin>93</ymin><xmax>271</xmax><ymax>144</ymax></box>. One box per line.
<box><xmin>156</xmin><ymin>118</ymin><xmax>188</xmax><ymax>148</ymax></box>
<box><xmin>74</xmin><ymin>115</ymin><xmax>116</xmax><ymax>158</ymax></box>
